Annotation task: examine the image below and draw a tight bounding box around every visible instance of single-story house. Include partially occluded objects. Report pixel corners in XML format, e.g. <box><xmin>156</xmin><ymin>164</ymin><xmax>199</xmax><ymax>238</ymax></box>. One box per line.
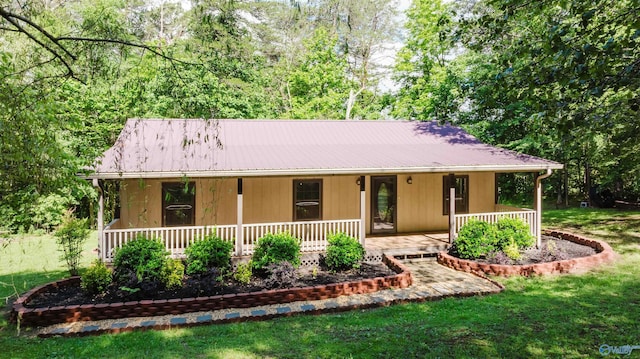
<box><xmin>89</xmin><ymin>118</ymin><xmax>562</xmax><ymax>261</ymax></box>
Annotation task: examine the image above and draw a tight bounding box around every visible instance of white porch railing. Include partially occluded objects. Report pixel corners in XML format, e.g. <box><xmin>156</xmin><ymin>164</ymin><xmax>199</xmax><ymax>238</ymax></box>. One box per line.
<box><xmin>454</xmin><ymin>208</ymin><xmax>536</xmax><ymax>237</ymax></box>
<box><xmin>102</xmin><ymin>218</ymin><xmax>361</xmax><ymax>262</ymax></box>
<box><xmin>241</xmin><ymin>219</ymin><xmax>361</xmax><ymax>256</ymax></box>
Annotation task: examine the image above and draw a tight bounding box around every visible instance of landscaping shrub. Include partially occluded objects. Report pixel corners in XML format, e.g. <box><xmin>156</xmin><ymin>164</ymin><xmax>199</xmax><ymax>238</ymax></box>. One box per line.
<box><xmin>160</xmin><ymin>259</ymin><xmax>185</xmax><ymax>290</ymax></box>
<box><xmin>54</xmin><ymin>211</ymin><xmax>89</xmax><ymax>276</ymax></box>
<box><xmin>495</xmin><ymin>217</ymin><xmax>535</xmax><ymax>249</ymax></box>
<box><xmin>185</xmin><ymin>234</ymin><xmax>234</xmax><ymax>275</ymax></box>
<box><xmin>251</xmin><ymin>232</ymin><xmax>301</xmax><ymax>273</ymax></box>
<box><xmin>113</xmin><ymin>234</ymin><xmax>168</xmax><ymax>284</ymax></box>
<box><xmin>264</xmin><ymin>261</ymin><xmax>298</xmax><ymax>289</ymax></box>
<box><xmin>81</xmin><ymin>259</ymin><xmax>112</xmax><ymax>295</ymax></box>
<box><xmin>233</xmin><ymin>262</ymin><xmax>252</xmax><ymax>285</ymax></box>
<box><xmin>502</xmin><ymin>241</ymin><xmax>522</xmax><ymax>260</ymax></box>
<box><xmin>455</xmin><ymin>219</ymin><xmax>498</xmax><ymax>259</ymax></box>
<box><xmin>324</xmin><ymin>232</ymin><xmax>364</xmax><ymax>271</ymax></box>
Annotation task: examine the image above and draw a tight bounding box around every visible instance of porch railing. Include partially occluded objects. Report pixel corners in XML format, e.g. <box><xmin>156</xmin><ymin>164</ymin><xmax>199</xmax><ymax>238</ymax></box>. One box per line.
<box><xmin>454</xmin><ymin>207</ymin><xmax>536</xmax><ymax>237</ymax></box>
<box><xmin>102</xmin><ymin>218</ymin><xmax>361</xmax><ymax>261</ymax></box>
<box><xmin>241</xmin><ymin>219</ymin><xmax>361</xmax><ymax>256</ymax></box>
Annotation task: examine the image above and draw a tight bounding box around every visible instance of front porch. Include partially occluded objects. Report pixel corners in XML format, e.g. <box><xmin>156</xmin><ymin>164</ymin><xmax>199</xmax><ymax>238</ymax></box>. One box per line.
<box><xmin>99</xmin><ymin>204</ymin><xmax>537</xmax><ymax>262</ymax></box>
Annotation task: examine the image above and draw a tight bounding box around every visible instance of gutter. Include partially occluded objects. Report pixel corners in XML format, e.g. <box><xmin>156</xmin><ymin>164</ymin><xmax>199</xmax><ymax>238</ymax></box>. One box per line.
<box><xmin>85</xmin><ymin>164</ymin><xmax>564</xmax><ymax>180</ymax></box>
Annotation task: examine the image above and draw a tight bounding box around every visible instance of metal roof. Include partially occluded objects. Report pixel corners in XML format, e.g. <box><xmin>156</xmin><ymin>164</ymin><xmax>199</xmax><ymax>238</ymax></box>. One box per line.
<box><xmin>89</xmin><ymin>119</ymin><xmax>562</xmax><ymax>179</ymax></box>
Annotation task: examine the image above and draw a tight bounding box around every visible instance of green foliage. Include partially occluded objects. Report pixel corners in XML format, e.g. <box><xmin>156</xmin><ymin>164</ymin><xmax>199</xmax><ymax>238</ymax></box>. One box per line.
<box><xmin>81</xmin><ymin>259</ymin><xmax>113</xmax><ymax>295</ymax></box>
<box><xmin>495</xmin><ymin>217</ymin><xmax>535</xmax><ymax>249</ymax></box>
<box><xmin>160</xmin><ymin>259</ymin><xmax>185</xmax><ymax>290</ymax></box>
<box><xmin>324</xmin><ymin>232</ymin><xmax>365</xmax><ymax>271</ymax></box>
<box><xmin>454</xmin><ymin>220</ymin><xmax>498</xmax><ymax>259</ymax></box>
<box><xmin>456</xmin><ymin>217</ymin><xmax>534</xmax><ymax>259</ymax></box>
<box><xmin>233</xmin><ymin>262</ymin><xmax>252</xmax><ymax>285</ymax></box>
<box><xmin>502</xmin><ymin>241</ymin><xmax>522</xmax><ymax>261</ymax></box>
<box><xmin>285</xmin><ymin>27</ymin><xmax>353</xmax><ymax>119</ymax></box>
<box><xmin>54</xmin><ymin>212</ymin><xmax>89</xmax><ymax>276</ymax></box>
<box><xmin>185</xmin><ymin>234</ymin><xmax>234</xmax><ymax>275</ymax></box>
<box><xmin>32</xmin><ymin>193</ymin><xmax>75</xmax><ymax>232</ymax></box>
<box><xmin>113</xmin><ymin>234</ymin><xmax>168</xmax><ymax>284</ymax></box>
<box><xmin>251</xmin><ymin>232</ymin><xmax>301</xmax><ymax>273</ymax></box>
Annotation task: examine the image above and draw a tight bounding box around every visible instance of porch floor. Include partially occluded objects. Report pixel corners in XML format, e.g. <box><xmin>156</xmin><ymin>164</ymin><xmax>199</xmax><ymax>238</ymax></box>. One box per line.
<box><xmin>365</xmin><ymin>232</ymin><xmax>450</xmax><ymax>259</ymax></box>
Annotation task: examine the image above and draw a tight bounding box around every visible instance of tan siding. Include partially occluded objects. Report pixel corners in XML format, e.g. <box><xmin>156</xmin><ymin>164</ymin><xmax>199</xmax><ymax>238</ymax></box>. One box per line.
<box><xmin>116</xmin><ymin>172</ymin><xmax>495</xmax><ymax>233</ymax></box>
<box><xmin>468</xmin><ymin>172</ymin><xmax>496</xmax><ymax>214</ymax></box>
<box><xmin>243</xmin><ymin>177</ymin><xmax>293</xmax><ymax>223</ymax></box>
<box><xmin>194</xmin><ymin>178</ymin><xmax>237</xmax><ymax>226</ymax></box>
<box><xmin>323</xmin><ymin>176</ymin><xmax>360</xmax><ymax>220</ymax></box>
<box><xmin>396</xmin><ymin>173</ymin><xmax>447</xmax><ymax>232</ymax></box>
<box><xmin>119</xmin><ymin>179</ymin><xmax>162</xmax><ymax>228</ymax></box>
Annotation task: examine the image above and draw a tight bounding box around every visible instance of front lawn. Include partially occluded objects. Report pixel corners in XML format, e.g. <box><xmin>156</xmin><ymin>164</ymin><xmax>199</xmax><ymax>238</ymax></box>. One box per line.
<box><xmin>1</xmin><ymin>208</ymin><xmax>639</xmax><ymax>358</ymax></box>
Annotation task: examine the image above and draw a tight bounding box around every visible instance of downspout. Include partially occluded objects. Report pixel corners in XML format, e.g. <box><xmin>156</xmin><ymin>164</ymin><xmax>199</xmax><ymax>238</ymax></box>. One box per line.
<box><xmin>92</xmin><ymin>179</ymin><xmax>104</xmax><ymax>261</ymax></box>
<box><xmin>535</xmin><ymin>169</ymin><xmax>553</xmax><ymax>248</ymax></box>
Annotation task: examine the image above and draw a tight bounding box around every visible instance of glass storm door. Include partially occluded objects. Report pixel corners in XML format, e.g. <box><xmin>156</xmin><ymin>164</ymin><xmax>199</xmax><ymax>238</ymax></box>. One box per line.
<box><xmin>371</xmin><ymin>176</ymin><xmax>397</xmax><ymax>233</ymax></box>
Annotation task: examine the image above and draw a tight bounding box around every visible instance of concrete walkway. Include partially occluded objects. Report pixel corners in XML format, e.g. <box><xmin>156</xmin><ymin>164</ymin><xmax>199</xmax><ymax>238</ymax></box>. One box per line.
<box><xmin>33</xmin><ymin>258</ymin><xmax>503</xmax><ymax>338</ymax></box>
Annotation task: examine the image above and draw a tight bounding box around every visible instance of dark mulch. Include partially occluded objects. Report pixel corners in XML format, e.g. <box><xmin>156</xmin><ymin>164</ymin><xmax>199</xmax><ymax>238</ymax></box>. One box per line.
<box><xmin>457</xmin><ymin>236</ymin><xmax>596</xmax><ymax>266</ymax></box>
<box><xmin>25</xmin><ymin>263</ymin><xmax>395</xmax><ymax>309</ymax></box>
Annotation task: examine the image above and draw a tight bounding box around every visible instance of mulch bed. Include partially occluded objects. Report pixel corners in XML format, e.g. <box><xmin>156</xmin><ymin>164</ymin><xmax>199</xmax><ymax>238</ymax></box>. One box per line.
<box><xmin>463</xmin><ymin>236</ymin><xmax>596</xmax><ymax>266</ymax></box>
<box><xmin>25</xmin><ymin>263</ymin><xmax>395</xmax><ymax>309</ymax></box>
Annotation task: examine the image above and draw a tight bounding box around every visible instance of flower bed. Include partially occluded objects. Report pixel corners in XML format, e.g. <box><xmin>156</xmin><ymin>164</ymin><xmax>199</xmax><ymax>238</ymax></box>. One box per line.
<box><xmin>12</xmin><ymin>254</ymin><xmax>411</xmax><ymax>327</ymax></box>
<box><xmin>438</xmin><ymin>230</ymin><xmax>615</xmax><ymax>277</ymax></box>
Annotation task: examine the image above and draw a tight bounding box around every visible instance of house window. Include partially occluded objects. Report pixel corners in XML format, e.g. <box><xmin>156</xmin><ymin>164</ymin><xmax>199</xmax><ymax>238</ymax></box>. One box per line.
<box><xmin>294</xmin><ymin>179</ymin><xmax>322</xmax><ymax>221</ymax></box>
<box><xmin>443</xmin><ymin>175</ymin><xmax>469</xmax><ymax>215</ymax></box>
<box><xmin>162</xmin><ymin>182</ymin><xmax>195</xmax><ymax>227</ymax></box>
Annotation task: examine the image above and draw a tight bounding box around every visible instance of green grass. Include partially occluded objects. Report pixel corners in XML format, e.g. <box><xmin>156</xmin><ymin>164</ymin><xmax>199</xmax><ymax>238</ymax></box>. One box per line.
<box><xmin>1</xmin><ymin>209</ymin><xmax>639</xmax><ymax>358</ymax></box>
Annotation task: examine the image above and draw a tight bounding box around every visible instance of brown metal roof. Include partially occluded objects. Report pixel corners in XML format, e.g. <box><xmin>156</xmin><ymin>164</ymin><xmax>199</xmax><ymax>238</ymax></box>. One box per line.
<box><xmin>89</xmin><ymin>119</ymin><xmax>562</xmax><ymax>179</ymax></box>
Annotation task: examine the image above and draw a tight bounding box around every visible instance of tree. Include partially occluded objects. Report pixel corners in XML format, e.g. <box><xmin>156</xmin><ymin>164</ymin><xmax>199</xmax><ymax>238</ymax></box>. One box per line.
<box><xmin>392</xmin><ymin>0</ymin><xmax>457</xmax><ymax>120</ymax></box>
<box><xmin>285</xmin><ymin>27</ymin><xmax>353</xmax><ymax>119</ymax></box>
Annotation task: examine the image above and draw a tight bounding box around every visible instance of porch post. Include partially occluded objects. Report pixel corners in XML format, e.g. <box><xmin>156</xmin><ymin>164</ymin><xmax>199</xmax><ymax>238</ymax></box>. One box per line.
<box><xmin>535</xmin><ymin>169</ymin><xmax>553</xmax><ymax>248</ymax></box>
<box><xmin>448</xmin><ymin>173</ymin><xmax>456</xmax><ymax>244</ymax></box>
<box><xmin>93</xmin><ymin>179</ymin><xmax>104</xmax><ymax>261</ymax></box>
<box><xmin>359</xmin><ymin>176</ymin><xmax>366</xmax><ymax>246</ymax></box>
<box><xmin>236</xmin><ymin>178</ymin><xmax>243</xmax><ymax>256</ymax></box>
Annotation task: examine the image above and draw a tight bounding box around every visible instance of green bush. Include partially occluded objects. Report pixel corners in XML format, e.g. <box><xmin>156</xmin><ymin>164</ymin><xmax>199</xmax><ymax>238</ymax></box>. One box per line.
<box><xmin>185</xmin><ymin>234</ymin><xmax>234</xmax><ymax>275</ymax></box>
<box><xmin>113</xmin><ymin>234</ymin><xmax>168</xmax><ymax>284</ymax></box>
<box><xmin>495</xmin><ymin>217</ymin><xmax>535</xmax><ymax>249</ymax></box>
<box><xmin>324</xmin><ymin>232</ymin><xmax>365</xmax><ymax>271</ymax></box>
<box><xmin>455</xmin><ymin>220</ymin><xmax>498</xmax><ymax>259</ymax></box>
<box><xmin>251</xmin><ymin>232</ymin><xmax>301</xmax><ymax>273</ymax></box>
<box><xmin>81</xmin><ymin>259</ymin><xmax>112</xmax><ymax>295</ymax></box>
<box><xmin>54</xmin><ymin>211</ymin><xmax>89</xmax><ymax>276</ymax></box>
<box><xmin>233</xmin><ymin>262</ymin><xmax>252</xmax><ymax>284</ymax></box>
<box><xmin>502</xmin><ymin>241</ymin><xmax>522</xmax><ymax>260</ymax></box>
<box><xmin>160</xmin><ymin>259</ymin><xmax>185</xmax><ymax>290</ymax></box>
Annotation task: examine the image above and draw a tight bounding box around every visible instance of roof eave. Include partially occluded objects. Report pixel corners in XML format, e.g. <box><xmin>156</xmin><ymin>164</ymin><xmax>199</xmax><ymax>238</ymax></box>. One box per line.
<box><xmin>85</xmin><ymin>163</ymin><xmax>564</xmax><ymax>180</ymax></box>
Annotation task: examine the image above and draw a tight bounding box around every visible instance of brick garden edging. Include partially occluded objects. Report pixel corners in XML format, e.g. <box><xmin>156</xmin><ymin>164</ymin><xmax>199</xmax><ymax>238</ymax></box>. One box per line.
<box><xmin>12</xmin><ymin>255</ymin><xmax>412</xmax><ymax>327</ymax></box>
<box><xmin>437</xmin><ymin>230</ymin><xmax>616</xmax><ymax>277</ymax></box>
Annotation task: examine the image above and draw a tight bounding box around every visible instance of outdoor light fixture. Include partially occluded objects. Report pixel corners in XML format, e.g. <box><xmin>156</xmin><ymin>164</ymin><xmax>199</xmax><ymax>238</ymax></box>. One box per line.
<box><xmin>356</xmin><ymin>177</ymin><xmax>361</xmax><ymax>185</ymax></box>
<box><xmin>406</xmin><ymin>176</ymin><xmax>413</xmax><ymax>184</ymax></box>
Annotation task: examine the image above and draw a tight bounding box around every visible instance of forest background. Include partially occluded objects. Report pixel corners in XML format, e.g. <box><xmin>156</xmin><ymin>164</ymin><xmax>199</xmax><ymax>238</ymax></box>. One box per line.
<box><xmin>1</xmin><ymin>0</ymin><xmax>638</xmax><ymax>232</ymax></box>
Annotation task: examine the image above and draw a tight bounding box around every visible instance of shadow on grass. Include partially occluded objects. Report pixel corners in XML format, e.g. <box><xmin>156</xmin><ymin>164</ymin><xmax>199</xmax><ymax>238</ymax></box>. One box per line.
<box><xmin>1</xmin><ymin>260</ymin><xmax>639</xmax><ymax>358</ymax></box>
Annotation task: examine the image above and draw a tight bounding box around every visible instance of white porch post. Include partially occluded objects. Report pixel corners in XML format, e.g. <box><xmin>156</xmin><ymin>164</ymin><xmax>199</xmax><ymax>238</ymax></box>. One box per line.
<box><xmin>448</xmin><ymin>173</ymin><xmax>456</xmax><ymax>243</ymax></box>
<box><xmin>535</xmin><ymin>169</ymin><xmax>553</xmax><ymax>248</ymax></box>
<box><xmin>92</xmin><ymin>179</ymin><xmax>104</xmax><ymax>261</ymax></box>
<box><xmin>359</xmin><ymin>175</ymin><xmax>366</xmax><ymax>246</ymax></box>
<box><xmin>236</xmin><ymin>178</ymin><xmax>244</xmax><ymax>256</ymax></box>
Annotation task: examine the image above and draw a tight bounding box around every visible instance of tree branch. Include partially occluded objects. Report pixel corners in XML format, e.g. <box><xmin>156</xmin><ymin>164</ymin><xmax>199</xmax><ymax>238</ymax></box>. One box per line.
<box><xmin>56</xmin><ymin>36</ymin><xmax>203</xmax><ymax>67</ymax></box>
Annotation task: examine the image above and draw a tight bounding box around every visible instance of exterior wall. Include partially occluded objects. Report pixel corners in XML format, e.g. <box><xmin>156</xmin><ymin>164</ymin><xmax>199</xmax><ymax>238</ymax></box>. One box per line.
<box><xmin>395</xmin><ymin>172</ymin><xmax>495</xmax><ymax>233</ymax></box>
<box><xmin>116</xmin><ymin>172</ymin><xmax>495</xmax><ymax>233</ymax></box>
<box><xmin>118</xmin><ymin>178</ymin><xmax>237</xmax><ymax>228</ymax></box>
